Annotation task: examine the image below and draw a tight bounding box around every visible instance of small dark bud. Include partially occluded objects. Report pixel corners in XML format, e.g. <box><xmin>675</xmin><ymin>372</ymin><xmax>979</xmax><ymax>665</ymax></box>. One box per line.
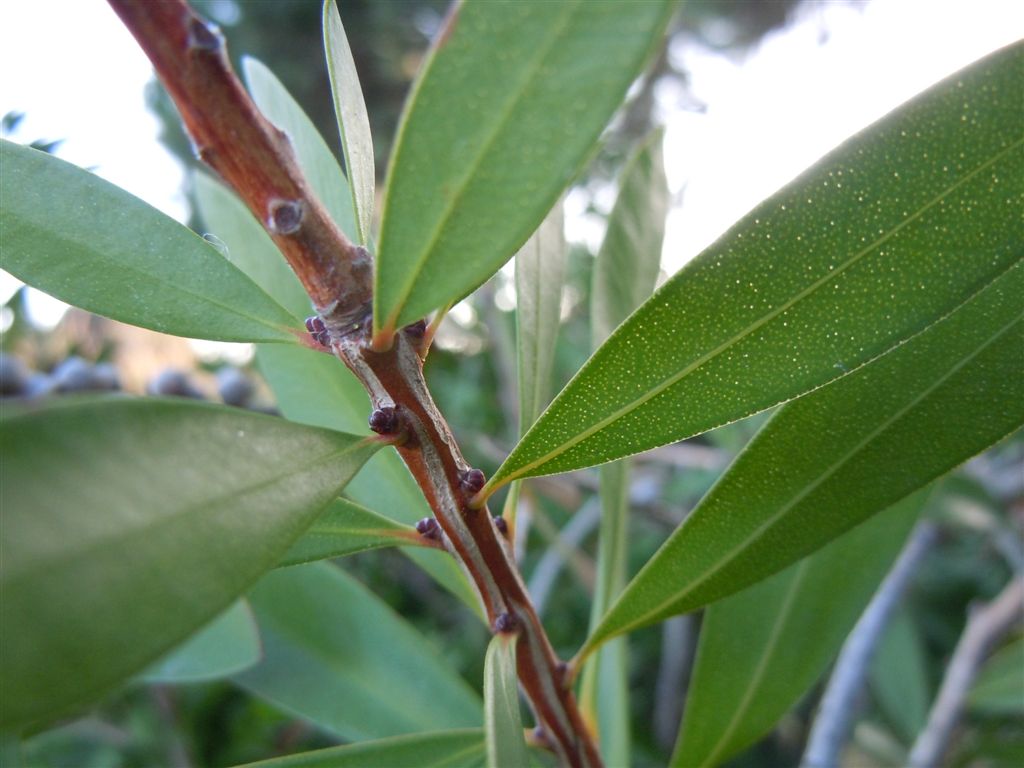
<box><xmin>0</xmin><ymin>353</ymin><xmax>30</xmax><ymax>397</ymax></box>
<box><xmin>493</xmin><ymin>612</ymin><xmax>518</xmax><ymax>634</ymax></box>
<box><xmin>91</xmin><ymin>362</ymin><xmax>120</xmax><ymax>391</ymax></box>
<box><xmin>52</xmin><ymin>356</ymin><xmax>94</xmax><ymax>393</ymax></box>
<box><xmin>217</xmin><ymin>367</ymin><xmax>254</xmax><ymax>407</ymax></box>
<box><xmin>149</xmin><ymin>369</ymin><xmax>204</xmax><ymax>399</ymax></box>
<box><xmin>187</xmin><ymin>17</ymin><xmax>222</xmax><ymax>52</ymax></box>
<box><xmin>368</xmin><ymin>406</ymin><xmax>400</xmax><ymax>435</ymax></box>
<box><xmin>304</xmin><ymin>316</ymin><xmax>330</xmax><ymax>348</ymax></box>
<box><xmin>267</xmin><ymin>199</ymin><xmax>304</xmax><ymax>235</ymax></box>
<box><xmin>459</xmin><ymin>468</ymin><xmax>486</xmax><ymax>495</ymax></box>
<box><xmin>415</xmin><ymin>517</ymin><xmax>442</xmax><ymax>541</ymax></box>
<box><xmin>493</xmin><ymin>516</ymin><xmax>508</xmax><ymax>536</ymax></box>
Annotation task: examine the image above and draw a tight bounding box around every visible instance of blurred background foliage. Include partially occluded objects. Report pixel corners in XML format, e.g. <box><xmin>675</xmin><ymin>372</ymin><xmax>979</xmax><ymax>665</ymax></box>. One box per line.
<box><xmin>2</xmin><ymin>1</ymin><xmax>1021</xmax><ymax>767</ymax></box>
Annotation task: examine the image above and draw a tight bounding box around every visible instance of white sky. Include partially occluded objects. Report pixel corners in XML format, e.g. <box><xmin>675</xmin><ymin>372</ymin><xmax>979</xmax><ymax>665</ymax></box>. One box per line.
<box><xmin>1</xmin><ymin>0</ymin><xmax>1022</xmax><ymax>328</ymax></box>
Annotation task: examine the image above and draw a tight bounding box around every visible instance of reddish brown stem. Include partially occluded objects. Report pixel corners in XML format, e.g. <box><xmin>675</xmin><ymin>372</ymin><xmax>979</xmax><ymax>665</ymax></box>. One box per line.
<box><xmin>109</xmin><ymin>1</ymin><xmax>601</xmax><ymax>765</ymax></box>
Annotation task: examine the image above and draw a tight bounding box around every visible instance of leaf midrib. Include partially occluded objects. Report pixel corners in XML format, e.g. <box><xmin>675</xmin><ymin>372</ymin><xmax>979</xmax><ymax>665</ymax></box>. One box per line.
<box><xmin>612</xmin><ymin>304</ymin><xmax>1022</xmax><ymax>639</ymax></box>
<box><xmin>381</xmin><ymin>2</ymin><xmax>580</xmax><ymax>330</ymax></box>
<box><xmin>500</xmin><ymin>134</ymin><xmax>1024</xmax><ymax>485</ymax></box>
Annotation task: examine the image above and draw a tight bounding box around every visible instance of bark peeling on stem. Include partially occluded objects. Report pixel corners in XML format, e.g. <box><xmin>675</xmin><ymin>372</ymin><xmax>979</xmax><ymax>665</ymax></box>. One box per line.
<box><xmin>108</xmin><ymin>1</ymin><xmax>603</xmax><ymax>764</ymax></box>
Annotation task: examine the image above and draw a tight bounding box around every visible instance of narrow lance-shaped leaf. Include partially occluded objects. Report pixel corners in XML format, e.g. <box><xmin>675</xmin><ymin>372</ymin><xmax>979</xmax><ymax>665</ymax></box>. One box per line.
<box><xmin>193</xmin><ymin>166</ymin><xmax>480</xmax><ymax>613</ymax></box>
<box><xmin>585</xmin><ymin>258</ymin><xmax>1024</xmax><ymax>651</ymax></box>
<box><xmin>243</xmin><ymin>57</ymin><xmax>358</xmax><ymax>240</ymax></box>
<box><xmin>484</xmin><ymin>635</ymin><xmax>529</xmax><ymax>768</ymax></box>
<box><xmin>278</xmin><ymin>497</ymin><xmax>424</xmax><ymax>567</ymax></box>
<box><xmin>0</xmin><ymin>398</ymin><xmax>378</xmax><ymax>732</ymax></box>
<box><xmin>968</xmin><ymin>637</ymin><xmax>1024</xmax><ymax>715</ymax></box>
<box><xmin>324</xmin><ymin>0</ymin><xmax>375</xmax><ymax>244</ymax></box>
<box><xmin>233</xmin><ymin>730</ymin><xmax>486</xmax><ymax>768</ymax></box>
<box><xmin>234</xmin><ymin>562</ymin><xmax>483</xmax><ymax>741</ymax></box>
<box><xmin>870</xmin><ymin>607</ymin><xmax>931</xmax><ymax>743</ymax></box>
<box><xmin>373</xmin><ymin>0</ymin><xmax>674</xmax><ymax>337</ymax></box>
<box><xmin>142</xmin><ymin>600</ymin><xmax>261</xmax><ymax>684</ymax></box>
<box><xmin>591</xmin><ymin>127</ymin><xmax>668</xmax><ymax>345</ymax></box>
<box><xmin>670</xmin><ymin>489</ymin><xmax>927</xmax><ymax>768</ymax></box>
<box><xmin>516</xmin><ymin>200</ymin><xmax>567</xmax><ymax>434</ymax></box>
<box><xmin>489</xmin><ymin>42</ymin><xmax>1024</xmax><ymax>489</ymax></box>
<box><xmin>0</xmin><ymin>140</ymin><xmax>298</xmax><ymax>343</ymax></box>
<box><xmin>580</xmin><ymin>128</ymin><xmax>669</xmax><ymax>764</ymax></box>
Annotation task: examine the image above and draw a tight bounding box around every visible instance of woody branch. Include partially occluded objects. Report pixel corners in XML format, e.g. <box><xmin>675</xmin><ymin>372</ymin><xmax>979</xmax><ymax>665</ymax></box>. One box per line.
<box><xmin>107</xmin><ymin>1</ymin><xmax>601</xmax><ymax>765</ymax></box>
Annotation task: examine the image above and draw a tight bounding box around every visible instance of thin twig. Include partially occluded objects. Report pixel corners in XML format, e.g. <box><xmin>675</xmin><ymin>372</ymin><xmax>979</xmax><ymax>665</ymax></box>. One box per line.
<box><xmin>110</xmin><ymin>2</ymin><xmax>602</xmax><ymax>764</ymax></box>
<box><xmin>801</xmin><ymin>521</ymin><xmax>940</xmax><ymax>768</ymax></box>
<box><xmin>908</xmin><ymin>576</ymin><xmax>1024</xmax><ymax>768</ymax></box>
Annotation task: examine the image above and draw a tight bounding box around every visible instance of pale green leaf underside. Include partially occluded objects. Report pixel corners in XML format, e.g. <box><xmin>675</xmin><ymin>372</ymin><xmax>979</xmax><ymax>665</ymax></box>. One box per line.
<box><xmin>591</xmin><ymin>127</ymin><xmax>668</xmax><ymax>346</ymax></box>
<box><xmin>484</xmin><ymin>635</ymin><xmax>528</xmax><ymax>768</ymax></box>
<box><xmin>324</xmin><ymin>0</ymin><xmax>375</xmax><ymax>244</ymax></box>
<box><xmin>243</xmin><ymin>56</ymin><xmax>358</xmax><ymax>241</ymax></box>
<box><xmin>0</xmin><ymin>140</ymin><xmax>296</xmax><ymax>343</ymax></box>
<box><xmin>142</xmin><ymin>600</ymin><xmax>261</xmax><ymax>684</ymax></box>
<box><xmin>191</xmin><ymin>166</ymin><xmax>480</xmax><ymax>614</ymax></box>
<box><xmin>670</xmin><ymin>492</ymin><xmax>925</xmax><ymax>768</ymax></box>
<box><xmin>0</xmin><ymin>399</ymin><xmax>377</xmax><ymax>732</ymax></box>
<box><xmin>492</xmin><ymin>42</ymin><xmax>1024</xmax><ymax>488</ymax></box>
<box><xmin>234</xmin><ymin>563</ymin><xmax>482</xmax><ymax>741</ymax></box>
<box><xmin>587</xmin><ymin>258</ymin><xmax>1024</xmax><ymax>650</ymax></box>
<box><xmin>235</xmin><ymin>730</ymin><xmax>485</xmax><ymax>768</ymax></box>
<box><xmin>870</xmin><ymin>607</ymin><xmax>931</xmax><ymax>742</ymax></box>
<box><xmin>278</xmin><ymin>497</ymin><xmax>420</xmax><ymax>567</ymax></box>
<box><xmin>374</xmin><ymin>0</ymin><xmax>674</xmax><ymax>334</ymax></box>
<box><xmin>516</xmin><ymin>200</ymin><xmax>567</xmax><ymax>434</ymax></box>
<box><xmin>968</xmin><ymin>637</ymin><xmax>1024</xmax><ymax>715</ymax></box>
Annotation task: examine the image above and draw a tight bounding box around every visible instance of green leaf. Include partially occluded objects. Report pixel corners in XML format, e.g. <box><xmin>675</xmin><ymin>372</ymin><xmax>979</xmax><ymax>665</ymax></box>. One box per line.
<box><xmin>0</xmin><ymin>140</ymin><xmax>297</xmax><ymax>343</ymax></box>
<box><xmin>373</xmin><ymin>0</ymin><xmax>674</xmax><ymax>335</ymax></box>
<box><xmin>669</xmin><ymin>491</ymin><xmax>925</xmax><ymax>768</ymax></box>
<box><xmin>243</xmin><ymin>57</ymin><xmax>358</xmax><ymax>240</ymax></box>
<box><xmin>279</xmin><ymin>498</ymin><xmax>422</xmax><ymax>567</ymax></box>
<box><xmin>235</xmin><ymin>730</ymin><xmax>485</xmax><ymax>768</ymax></box>
<box><xmin>191</xmin><ymin>165</ymin><xmax>480</xmax><ymax>614</ymax></box>
<box><xmin>257</xmin><ymin>343</ymin><xmax>481</xmax><ymax>615</ymax></box>
<box><xmin>0</xmin><ymin>398</ymin><xmax>377</xmax><ymax>732</ymax></box>
<box><xmin>579</xmin><ymin>134</ymin><xmax>668</xmax><ymax>763</ymax></box>
<box><xmin>194</xmin><ymin>172</ymin><xmax>312</xmax><ymax>321</ymax></box>
<box><xmin>870</xmin><ymin>608</ymin><xmax>930</xmax><ymax>742</ymax></box>
<box><xmin>490</xmin><ymin>42</ymin><xmax>1024</xmax><ymax>487</ymax></box>
<box><xmin>142</xmin><ymin>600</ymin><xmax>261</xmax><ymax>684</ymax></box>
<box><xmin>586</xmin><ymin>257</ymin><xmax>1024</xmax><ymax>650</ymax></box>
<box><xmin>484</xmin><ymin>635</ymin><xmax>528</xmax><ymax>768</ymax></box>
<box><xmin>323</xmin><ymin>0</ymin><xmax>375</xmax><ymax>245</ymax></box>
<box><xmin>516</xmin><ymin>200</ymin><xmax>567</xmax><ymax>433</ymax></box>
<box><xmin>591</xmin><ymin>128</ymin><xmax>668</xmax><ymax>346</ymax></box>
<box><xmin>234</xmin><ymin>562</ymin><xmax>482</xmax><ymax>740</ymax></box>
<box><xmin>579</xmin><ymin>461</ymin><xmax>632</xmax><ymax>767</ymax></box>
<box><xmin>969</xmin><ymin>636</ymin><xmax>1024</xmax><ymax>715</ymax></box>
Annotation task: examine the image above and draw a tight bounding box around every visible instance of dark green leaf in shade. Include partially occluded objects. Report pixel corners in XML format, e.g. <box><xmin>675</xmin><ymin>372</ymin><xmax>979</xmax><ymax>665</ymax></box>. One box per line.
<box><xmin>516</xmin><ymin>200</ymin><xmax>567</xmax><ymax>434</ymax></box>
<box><xmin>278</xmin><ymin>497</ymin><xmax>422</xmax><ymax>567</ymax></box>
<box><xmin>234</xmin><ymin>730</ymin><xmax>485</xmax><ymax>768</ymax></box>
<box><xmin>490</xmin><ymin>42</ymin><xmax>1024</xmax><ymax>487</ymax></box>
<box><xmin>243</xmin><ymin>57</ymin><xmax>358</xmax><ymax>240</ymax></box>
<box><xmin>484</xmin><ymin>635</ymin><xmax>528</xmax><ymax>768</ymax></box>
<box><xmin>323</xmin><ymin>0</ymin><xmax>375</xmax><ymax>244</ymax></box>
<box><xmin>591</xmin><ymin>128</ymin><xmax>669</xmax><ymax>346</ymax></box>
<box><xmin>586</xmin><ymin>258</ymin><xmax>1024</xmax><ymax>650</ymax></box>
<box><xmin>0</xmin><ymin>399</ymin><xmax>378</xmax><ymax>732</ymax></box>
<box><xmin>869</xmin><ymin>607</ymin><xmax>931</xmax><ymax>742</ymax></box>
<box><xmin>969</xmin><ymin>637</ymin><xmax>1024</xmax><ymax>715</ymax></box>
<box><xmin>373</xmin><ymin>0</ymin><xmax>675</xmax><ymax>336</ymax></box>
<box><xmin>233</xmin><ymin>563</ymin><xmax>482</xmax><ymax>740</ymax></box>
<box><xmin>0</xmin><ymin>140</ymin><xmax>297</xmax><ymax>343</ymax></box>
<box><xmin>192</xmin><ymin>167</ymin><xmax>480</xmax><ymax>614</ymax></box>
<box><xmin>669</xmin><ymin>490</ymin><xmax>926</xmax><ymax>768</ymax></box>
<box><xmin>142</xmin><ymin>600</ymin><xmax>261</xmax><ymax>684</ymax></box>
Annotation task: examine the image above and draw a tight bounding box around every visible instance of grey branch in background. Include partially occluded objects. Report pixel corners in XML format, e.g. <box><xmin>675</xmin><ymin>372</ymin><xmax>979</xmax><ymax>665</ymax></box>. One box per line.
<box><xmin>908</xmin><ymin>576</ymin><xmax>1024</xmax><ymax>768</ymax></box>
<box><xmin>801</xmin><ymin>521</ymin><xmax>940</xmax><ymax>768</ymax></box>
